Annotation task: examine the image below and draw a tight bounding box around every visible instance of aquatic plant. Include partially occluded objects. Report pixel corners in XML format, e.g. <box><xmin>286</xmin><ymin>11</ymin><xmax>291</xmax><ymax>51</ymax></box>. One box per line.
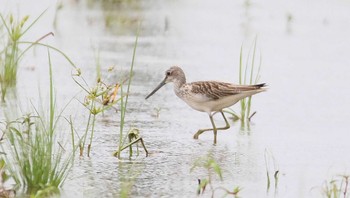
<box><xmin>191</xmin><ymin>153</ymin><xmax>223</xmax><ymax>196</ymax></box>
<box><xmin>152</xmin><ymin>107</ymin><xmax>162</xmax><ymax>118</ymax></box>
<box><xmin>0</xmin><ymin>50</ymin><xmax>74</xmax><ymax>196</ymax></box>
<box><xmin>191</xmin><ymin>152</ymin><xmax>242</xmax><ymax>197</ymax></box>
<box><xmin>113</xmin><ymin>27</ymin><xmax>148</xmax><ymax>159</ymax></box>
<box><xmin>113</xmin><ymin>128</ymin><xmax>149</xmax><ymax>158</ymax></box>
<box><xmin>224</xmin><ymin>38</ymin><xmax>262</xmax><ymax>129</ymax></box>
<box><xmin>286</xmin><ymin>12</ymin><xmax>293</xmax><ymax>33</ymax></box>
<box><xmin>0</xmin><ymin>158</ymin><xmax>15</xmax><ymax>197</ymax></box>
<box><xmin>321</xmin><ymin>175</ymin><xmax>350</xmax><ymax>198</ymax></box>
<box><xmin>72</xmin><ymin>61</ymin><xmax>121</xmax><ymax>157</ymax></box>
<box><xmin>264</xmin><ymin>149</ymin><xmax>279</xmax><ymax>194</ymax></box>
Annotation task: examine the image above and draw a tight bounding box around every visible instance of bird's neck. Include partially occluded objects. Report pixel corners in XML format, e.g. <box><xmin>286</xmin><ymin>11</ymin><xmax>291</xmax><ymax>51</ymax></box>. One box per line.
<box><xmin>173</xmin><ymin>76</ymin><xmax>186</xmax><ymax>90</ymax></box>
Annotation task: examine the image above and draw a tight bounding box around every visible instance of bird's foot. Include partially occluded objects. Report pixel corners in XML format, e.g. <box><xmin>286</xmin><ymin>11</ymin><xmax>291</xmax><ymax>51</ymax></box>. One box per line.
<box><xmin>193</xmin><ymin>131</ymin><xmax>201</xmax><ymax>139</ymax></box>
<box><xmin>194</xmin><ymin>129</ymin><xmax>206</xmax><ymax>139</ymax></box>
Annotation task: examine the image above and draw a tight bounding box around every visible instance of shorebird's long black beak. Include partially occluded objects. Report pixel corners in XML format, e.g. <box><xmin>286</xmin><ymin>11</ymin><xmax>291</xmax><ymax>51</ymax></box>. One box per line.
<box><xmin>145</xmin><ymin>77</ymin><xmax>167</xmax><ymax>99</ymax></box>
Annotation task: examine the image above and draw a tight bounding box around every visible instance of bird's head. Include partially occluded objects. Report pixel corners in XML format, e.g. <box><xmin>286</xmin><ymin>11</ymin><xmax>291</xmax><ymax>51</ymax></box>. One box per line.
<box><xmin>145</xmin><ymin>66</ymin><xmax>186</xmax><ymax>99</ymax></box>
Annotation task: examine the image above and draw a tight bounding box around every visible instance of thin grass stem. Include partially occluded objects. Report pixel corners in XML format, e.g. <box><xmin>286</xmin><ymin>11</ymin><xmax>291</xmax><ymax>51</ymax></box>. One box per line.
<box><xmin>117</xmin><ymin>25</ymin><xmax>139</xmax><ymax>159</ymax></box>
<box><xmin>87</xmin><ymin>114</ymin><xmax>96</xmax><ymax>157</ymax></box>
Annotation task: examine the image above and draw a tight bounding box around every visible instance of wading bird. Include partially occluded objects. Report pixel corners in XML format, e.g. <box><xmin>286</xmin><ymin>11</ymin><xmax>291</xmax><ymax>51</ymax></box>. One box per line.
<box><xmin>145</xmin><ymin>66</ymin><xmax>266</xmax><ymax>144</ymax></box>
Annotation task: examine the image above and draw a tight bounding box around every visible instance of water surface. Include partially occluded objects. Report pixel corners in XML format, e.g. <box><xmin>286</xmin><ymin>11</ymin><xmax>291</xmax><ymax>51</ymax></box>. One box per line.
<box><xmin>1</xmin><ymin>0</ymin><xmax>350</xmax><ymax>197</ymax></box>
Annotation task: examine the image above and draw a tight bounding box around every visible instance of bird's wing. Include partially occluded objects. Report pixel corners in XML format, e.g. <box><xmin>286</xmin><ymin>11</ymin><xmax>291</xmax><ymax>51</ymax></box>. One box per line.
<box><xmin>190</xmin><ymin>81</ymin><xmax>266</xmax><ymax>101</ymax></box>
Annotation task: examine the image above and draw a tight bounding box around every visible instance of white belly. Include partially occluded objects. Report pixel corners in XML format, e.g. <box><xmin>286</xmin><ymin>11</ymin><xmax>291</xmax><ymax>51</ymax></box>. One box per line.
<box><xmin>179</xmin><ymin>90</ymin><xmax>263</xmax><ymax>113</ymax></box>
<box><xmin>183</xmin><ymin>94</ymin><xmax>241</xmax><ymax>113</ymax></box>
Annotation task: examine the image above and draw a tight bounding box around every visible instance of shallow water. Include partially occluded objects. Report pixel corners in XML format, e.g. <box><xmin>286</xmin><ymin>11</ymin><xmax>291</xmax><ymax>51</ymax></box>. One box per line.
<box><xmin>1</xmin><ymin>0</ymin><xmax>350</xmax><ymax>197</ymax></box>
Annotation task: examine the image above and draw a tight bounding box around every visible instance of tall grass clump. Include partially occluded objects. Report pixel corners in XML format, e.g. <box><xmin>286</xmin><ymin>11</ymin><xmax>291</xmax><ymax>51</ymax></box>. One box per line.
<box><xmin>0</xmin><ymin>11</ymin><xmax>76</xmax><ymax>102</ymax></box>
<box><xmin>225</xmin><ymin>38</ymin><xmax>262</xmax><ymax>129</ymax></box>
<box><xmin>0</xmin><ymin>13</ymin><xmax>41</xmax><ymax>101</ymax></box>
<box><xmin>0</xmin><ymin>50</ymin><xmax>74</xmax><ymax>196</ymax></box>
<box><xmin>0</xmin><ymin>14</ymin><xmax>29</xmax><ymax>85</ymax></box>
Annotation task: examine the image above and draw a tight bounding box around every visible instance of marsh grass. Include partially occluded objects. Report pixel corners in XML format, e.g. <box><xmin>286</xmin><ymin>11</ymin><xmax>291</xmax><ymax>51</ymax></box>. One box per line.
<box><xmin>0</xmin><ymin>50</ymin><xmax>74</xmax><ymax>196</ymax></box>
<box><xmin>0</xmin><ymin>12</ymin><xmax>77</xmax><ymax>102</ymax></box>
<box><xmin>114</xmin><ymin>27</ymin><xmax>143</xmax><ymax>159</ymax></box>
<box><xmin>224</xmin><ymin>38</ymin><xmax>262</xmax><ymax>129</ymax></box>
<box><xmin>0</xmin><ymin>12</ymin><xmax>43</xmax><ymax>102</ymax></box>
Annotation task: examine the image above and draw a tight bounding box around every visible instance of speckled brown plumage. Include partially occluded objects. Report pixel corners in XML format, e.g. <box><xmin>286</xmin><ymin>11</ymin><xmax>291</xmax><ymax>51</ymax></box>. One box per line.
<box><xmin>190</xmin><ymin>81</ymin><xmax>266</xmax><ymax>100</ymax></box>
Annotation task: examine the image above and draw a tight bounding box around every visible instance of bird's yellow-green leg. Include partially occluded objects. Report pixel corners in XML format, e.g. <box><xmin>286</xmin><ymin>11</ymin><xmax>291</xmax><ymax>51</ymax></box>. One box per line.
<box><xmin>193</xmin><ymin>111</ymin><xmax>231</xmax><ymax>142</ymax></box>
<box><xmin>209</xmin><ymin>114</ymin><xmax>217</xmax><ymax>144</ymax></box>
<box><xmin>219</xmin><ymin>111</ymin><xmax>230</xmax><ymax>130</ymax></box>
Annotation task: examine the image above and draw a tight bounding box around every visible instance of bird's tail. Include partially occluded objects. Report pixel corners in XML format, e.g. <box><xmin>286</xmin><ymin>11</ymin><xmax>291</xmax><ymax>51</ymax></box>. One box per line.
<box><xmin>253</xmin><ymin>83</ymin><xmax>267</xmax><ymax>88</ymax></box>
<box><xmin>251</xmin><ymin>83</ymin><xmax>268</xmax><ymax>93</ymax></box>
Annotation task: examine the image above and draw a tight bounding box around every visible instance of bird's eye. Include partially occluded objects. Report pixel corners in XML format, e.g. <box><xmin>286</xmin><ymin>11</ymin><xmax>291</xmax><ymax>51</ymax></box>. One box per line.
<box><xmin>166</xmin><ymin>71</ymin><xmax>171</xmax><ymax>76</ymax></box>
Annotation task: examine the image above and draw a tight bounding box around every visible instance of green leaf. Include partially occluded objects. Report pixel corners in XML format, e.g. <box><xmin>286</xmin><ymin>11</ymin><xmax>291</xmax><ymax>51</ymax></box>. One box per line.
<box><xmin>209</xmin><ymin>159</ymin><xmax>223</xmax><ymax>180</ymax></box>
